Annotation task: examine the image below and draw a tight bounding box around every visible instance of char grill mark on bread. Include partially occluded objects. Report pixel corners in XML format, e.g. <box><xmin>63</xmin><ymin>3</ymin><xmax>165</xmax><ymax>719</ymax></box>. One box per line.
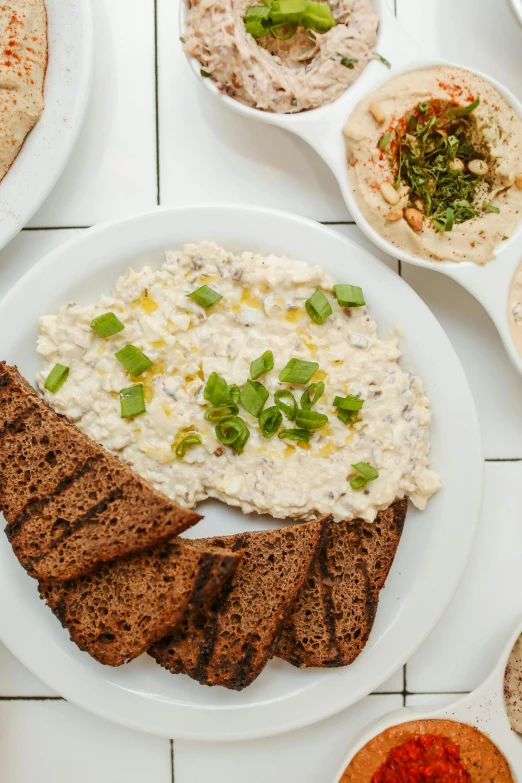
<box><xmin>148</xmin><ymin>518</ymin><xmax>329</xmax><ymax>690</ymax></box>
<box><xmin>38</xmin><ymin>540</ymin><xmax>240</xmax><ymax>666</ymax></box>
<box><xmin>0</xmin><ymin>363</ymin><xmax>201</xmax><ymax>579</ymax></box>
<box><xmin>276</xmin><ymin>500</ymin><xmax>408</xmax><ymax>668</ymax></box>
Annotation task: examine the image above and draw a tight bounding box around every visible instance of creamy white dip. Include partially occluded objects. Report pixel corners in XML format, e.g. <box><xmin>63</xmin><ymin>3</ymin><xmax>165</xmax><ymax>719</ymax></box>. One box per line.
<box><xmin>505</xmin><ymin>633</ymin><xmax>522</xmax><ymax>735</ymax></box>
<box><xmin>37</xmin><ymin>242</ymin><xmax>440</xmax><ymax>523</ymax></box>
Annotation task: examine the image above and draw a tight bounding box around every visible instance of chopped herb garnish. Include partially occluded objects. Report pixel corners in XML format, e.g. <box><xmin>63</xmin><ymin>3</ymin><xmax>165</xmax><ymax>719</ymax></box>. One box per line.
<box><xmin>259</xmin><ymin>406</ymin><xmax>283</xmax><ymax>438</ymax></box>
<box><xmin>334</xmin><ymin>284</ymin><xmax>366</xmax><ymax>308</ymax></box>
<box><xmin>115</xmin><ymin>345</ymin><xmax>153</xmax><ymax>377</ymax></box>
<box><xmin>291</xmin><ymin>98</ymin><xmax>297</xmax><ymax>107</ymax></box>
<box><xmin>44</xmin><ymin>363</ymin><xmax>69</xmax><ymax>393</ymax></box>
<box><xmin>90</xmin><ymin>312</ymin><xmax>125</xmax><ymax>338</ymax></box>
<box><xmin>278</xmin><ymin>428</ymin><xmax>311</xmax><ymax>443</ymax></box>
<box><xmin>350</xmin><ymin>462</ymin><xmax>379</xmax><ymax>490</ymax></box>
<box><xmin>187</xmin><ymin>285</ymin><xmax>222</xmax><ymax>308</ymax></box>
<box><xmin>215</xmin><ymin>417</ymin><xmax>250</xmax><ymax>454</ymax></box>
<box><xmin>120</xmin><ymin>385</ymin><xmax>146</xmax><ymax>419</ymax></box>
<box><xmin>274</xmin><ymin>389</ymin><xmax>297</xmax><ymax>420</ymax></box>
<box><xmin>240</xmin><ymin>379</ymin><xmax>269</xmax><ymax>417</ymax></box>
<box><xmin>339</xmin><ymin>56</ymin><xmax>358</xmax><ymax>69</ymax></box>
<box><xmin>204</xmin><ymin>404</ymin><xmax>239</xmax><ymax>422</ymax></box>
<box><xmin>378</xmin><ymin>132</ymin><xmax>392</xmax><ymax>150</ymax></box>
<box><xmin>204</xmin><ymin>372</ymin><xmax>230</xmax><ymax>405</ymax></box>
<box><xmin>301</xmin><ymin>381</ymin><xmax>324</xmax><ymax>410</ymax></box>
<box><xmin>227</xmin><ymin>384</ymin><xmax>241</xmax><ymax>405</ymax></box>
<box><xmin>335</xmin><ymin>394</ymin><xmax>364</xmax><ymax>425</ymax></box>
<box><xmin>373</xmin><ymin>51</ymin><xmax>391</xmax><ymax>68</ymax></box>
<box><xmin>244</xmin><ymin>0</ymin><xmax>335</xmax><ymax>40</ymax></box>
<box><xmin>279</xmin><ymin>358</ymin><xmax>319</xmax><ymax>384</ymax></box>
<box><xmin>305</xmin><ymin>289</ymin><xmax>332</xmax><ymax>324</ymax></box>
<box><xmin>485</xmin><ymin>202</ymin><xmax>500</xmax><ymax>214</ymax></box>
<box><xmin>392</xmin><ymin>96</ymin><xmax>487</xmax><ymax>231</ymax></box>
<box><xmin>180</xmin><ymin>36</ymin><xmax>187</xmax><ymax>44</ymax></box>
<box><xmin>295</xmin><ymin>409</ymin><xmax>328</xmax><ymax>430</ymax></box>
<box><xmin>174</xmin><ymin>433</ymin><xmax>202</xmax><ymax>458</ymax></box>
<box><xmin>200</xmin><ymin>69</ymin><xmax>212</xmax><ymax>78</ymax></box>
<box><xmin>250</xmin><ymin>350</ymin><xmax>274</xmax><ymax>380</ymax></box>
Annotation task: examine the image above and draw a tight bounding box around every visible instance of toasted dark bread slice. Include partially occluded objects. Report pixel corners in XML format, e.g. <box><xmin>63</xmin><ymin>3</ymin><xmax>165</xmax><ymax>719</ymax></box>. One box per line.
<box><xmin>149</xmin><ymin>518</ymin><xmax>329</xmax><ymax>690</ymax></box>
<box><xmin>0</xmin><ymin>363</ymin><xmax>201</xmax><ymax>579</ymax></box>
<box><xmin>39</xmin><ymin>539</ymin><xmax>240</xmax><ymax>666</ymax></box>
<box><xmin>276</xmin><ymin>500</ymin><xmax>408</xmax><ymax>668</ymax></box>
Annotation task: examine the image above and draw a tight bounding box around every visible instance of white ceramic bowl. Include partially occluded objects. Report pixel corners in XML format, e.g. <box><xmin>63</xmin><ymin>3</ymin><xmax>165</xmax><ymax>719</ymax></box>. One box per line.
<box><xmin>0</xmin><ymin>0</ymin><xmax>92</xmax><ymax>251</ymax></box>
<box><xmin>331</xmin><ymin>616</ymin><xmax>522</xmax><ymax>782</ymax></box>
<box><xmin>179</xmin><ymin>0</ymin><xmax>522</xmax><ymax>377</ymax></box>
<box><xmin>0</xmin><ymin>205</ymin><xmax>482</xmax><ymax>740</ymax></box>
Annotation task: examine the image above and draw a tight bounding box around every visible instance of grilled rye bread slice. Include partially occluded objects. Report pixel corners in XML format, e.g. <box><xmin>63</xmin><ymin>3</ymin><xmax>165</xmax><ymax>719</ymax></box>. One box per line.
<box><xmin>39</xmin><ymin>539</ymin><xmax>240</xmax><ymax>666</ymax></box>
<box><xmin>149</xmin><ymin>518</ymin><xmax>329</xmax><ymax>690</ymax></box>
<box><xmin>0</xmin><ymin>363</ymin><xmax>201</xmax><ymax>579</ymax></box>
<box><xmin>276</xmin><ymin>500</ymin><xmax>408</xmax><ymax>668</ymax></box>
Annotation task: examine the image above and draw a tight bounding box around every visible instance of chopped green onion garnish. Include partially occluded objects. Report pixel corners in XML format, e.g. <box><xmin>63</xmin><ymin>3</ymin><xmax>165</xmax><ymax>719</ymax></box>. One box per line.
<box><xmin>278</xmin><ymin>428</ymin><xmax>311</xmax><ymax>443</ymax></box>
<box><xmin>274</xmin><ymin>389</ymin><xmax>297</xmax><ymax>420</ymax></box>
<box><xmin>243</xmin><ymin>0</ymin><xmax>335</xmax><ymax>39</ymax></box>
<box><xmin>200</xmin><ymin>69</ymin><xmax>212</xmax><ymax>79</ymax></box>
<box><xmin>175</xmin><ymin>433</ymin><xmax>202</xmax><ymax>458</ymax></box>
<box><xmin>44</xmin><ymin>363</ymin><xmax>69</xmax><ymax>393</ymax></box>
<box><xmin>115</xmin><ymin>345</ymin><xmax>153</xmax><ymax>377</ymax></box>
<box><xmin>350</xmin><ymin>462</ymin><xmax>379</xmax><ymax>490</ymax></box>
<box><xmin>418</xmin><ymin>102</ymin><xmax>430</xmax><ymax>113</ymax></box>
<box><xmin>305</xmin><ymin>290</ymin><xmax>332</xmax><ymax>325</ymax></box>
<box><xmin>227</xmin><ymin>384</ymin><xmax>241</xmax><ymax>405</ymax></box>
<box><xmin>338</xmin><ymin>408</ymin><xmax>357</xmax><ymax>425</ymax></box>
<box><xmin>240</xmin><ymin>379</ymin><xmax>269</xmax><ymax>417</ymax></box>
<box><xmin>187</xmin><ymin>285</ymin><xmax>223</xmax><ymax>308</ymax></box>
<box><xmin>280</xmin><ymin>0</ymin><xmax>307</xmax><ymax>12</ymax></box>
<box><xmin>301</xmin><ymin>381</ymin><xmax>324</xmax><ymax>410</ymax></box>
<box><xmin>334</xmin><ymin>284</ymin><xmax>366</xmax><ymax>308</ymax></box>
<box><xmin>215</xmin><ymin>417</ymin><xmax>250</xmax><ymax>454</ymax></box>
<box><xmin>204</xmin><ymin>372</ymin><xmax>230</xmax><ymax>405</ymax></box>
<box><xmin>279</xmin><ymin>358</ymin><xmax>319</xmax><ymax>384</ymax></box>
<box><xmin>374</xmin><ymin>51</ymin><xmax>391</xmax><ymax>68</ymax></box>
<box><xmin>250</xmin><ymin>350</ymin><xmax>274</xmax><ymax>380</ymax></box>
<box><xmin>90</xmin><ymin>312</ymin><xmax>125</xmax><ymax>338</ymax></box>
<box><xmin>120</xmin><ymin>385</ymin><xmax>146</xmax><ymax>419</ymax></box>
<box><xmin>295</xmin><ymin>409</ymin><xmax>328</xmax><ymax>430</ymax></box>
<box><xmin>485</xmin><ymin>203</ymin><xmax>500</xmax><ymax>214</ymax></box>
<box><xmin>378</xmin><ymin>132</ymin><xmax>392</xmax><ymax>150</ymax></box>
<box><xmin>204</xmin><ymin>404</ymin><xmax>239</xmax><ymax>422</ymax></box>
<box><xmin>451</xmin><ymin>96</ymin><xmax>480</xmax><ymax>117</ymax></box>
<box><xmin>334</xmin><ymin>394</ymin><xmax>364</xmax><ymax>411</ymax></box>
<box><xmin>340</xmin><ymin>57</ymin><xmax>358</xmax><ymax>69</ymax></box>
<box><xmin>180</xmin><ymin>36</ymin><xmax>186</xmax><ymax>43</ymax></box>
<box><xmin>259</xmin><ymin>406</ymin><xmax>283</xmax><ymax>438</ymax></box>
<box><xmin>433</xmin><ymin>206</ymin><xmax>454</xmax><ymax>232</ymax></box>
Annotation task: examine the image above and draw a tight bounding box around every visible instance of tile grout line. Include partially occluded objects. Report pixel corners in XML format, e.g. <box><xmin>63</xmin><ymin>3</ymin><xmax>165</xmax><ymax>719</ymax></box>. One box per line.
<box><xmin>0</xmin><ymin>696</ymin><xmax>64</xmax><ymax>701</ymax></box>
<box><xmin>154</xmin><ymin>0</ymin><xmax>161</xmax><ymax>206</ymax></box>
<box><xmin>170</xmin><ymin>738</ymin><xmax>175</xmax><ymax>783</ymax></box>
<box><xmin>22</xmin><ymin>226</ymin><xmax>91</xmax><ymax>231</ymax></box>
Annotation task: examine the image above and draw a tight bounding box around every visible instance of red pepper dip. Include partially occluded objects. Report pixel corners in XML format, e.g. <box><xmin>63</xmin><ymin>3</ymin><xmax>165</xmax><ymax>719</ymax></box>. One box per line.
<box><xmin>340</xmin><ymin>719</ymin><xmax>514</xmax><ymax>783</ymax></box>
<box><xmin>371</xmin><ymin>733</ymin><xmax>469</xmax><ymax>782</ymax></box>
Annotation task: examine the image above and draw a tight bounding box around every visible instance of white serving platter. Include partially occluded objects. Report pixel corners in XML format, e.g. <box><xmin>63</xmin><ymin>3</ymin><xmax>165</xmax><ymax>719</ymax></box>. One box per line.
<box><xmin>181</xmin><ymin>0</ymin><xmax>522</xmax><ymax>378</ymax></box>
<box><xmin>0</xmin><ymin>205</ymin><xmax>482</xmax><ymax>741</ymax></box>
<box><xmin>0</xmin><ymin>0</ymin><xmax>92</xmax><ymax>252</ymax></box>
<box><xmin>331</xmin><ymin>616</ymin><xmax>522</xmax><ymax>781</ymax></box>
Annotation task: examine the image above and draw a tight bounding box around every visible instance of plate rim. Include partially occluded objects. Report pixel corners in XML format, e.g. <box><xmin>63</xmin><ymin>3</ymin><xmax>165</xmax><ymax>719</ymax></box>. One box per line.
<box><xmin>0</xmin><ymin>205</ymin><xmax>483</xmax><ymax>740</ymax></box>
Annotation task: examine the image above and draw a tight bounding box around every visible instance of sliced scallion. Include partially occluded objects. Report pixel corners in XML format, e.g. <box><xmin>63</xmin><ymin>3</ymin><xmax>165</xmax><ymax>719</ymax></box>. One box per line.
<box><xmin>204</xmin><ymin>404</ymin><xmax>239</xmax><ymax>422</ymax></box>
<box><xmin>90</xmin><ymin>312</ymin><xmax>125</xmax><ymax>338</ymax></box>
<box><xmin>334</xmin><ymin>284</ymin><xmax>366</xmax><ymax>308</ymax></box>
<box><xmin>240</xmin><ymin>379</ymin><xmax>269</xmax><ymax>417</ymax></box>
<box><xmin>279</xmin><ymin>358</ymin><xmax>318</xmax><ymax>384</ymax></box>
<box><xmin>274</xmin><ymin>389</ymin><xmax>297</xmax><ymax>420</ymax></box>
<box><xmin>115</xmin><ymin>345</ymin><xmax>153</xmax><ymax>377</ymax></box>
<box><xmin>305</xmin><ymin>290</ymin><xmax>332</xmax><ymax>325</ymax></box>
<box><xmin>120</xmin><ymin>385</ymin><xmax>146</xmax><ymax>418</ymax></box>
<box><xmin>278</xmin><ymin>428</ymin><xmax>311</xmax><ymax>443</ymax></box>
<box><xmin>44</xmin><ymin>363</ymin><xmax>69</xmax><ymax>393</ymax></box>
<box><xmin>338</xmin><ymin>408</ymin><xmax>357</xmax><ymax>425</ymax></box>
<box><xmin>378</xmin><ymin>132</ymin><xmax>392</xmax><ymax>150</ymax></box>
<box><xmin>485</xmin><ymin>202</ymin><xmax>500</xmax><ymax>214</ymax></box>
<box><xmin>374</xmin><ymin>51</ymin><xmax>391</xmax><ymax>68</ymax></box>
<box><xmin>295</xmin><ymin>409</ymin><xmax>328</xmax><ymax>430</ymax></box>
<box><xmin>215</xmin><ymin>417</ymin><xmax>250</xmax><ymax>454</ymax></box>
<box><xmin>187</xmin><ymin>285</ymin><xmax>223</xmax><ymax>308</ymax></box>
<box><xmin>227</xmin><ymin>384</ymin><xmax>241</xmax><ymax>405</ymax></box>
<box><xmin>335</xmin><ymin>394</ymin><xmax>364</xmax><ymax>425</ymax></box>
<box><xmin>350</xmin><ymin>462</ymin><xmax>379</xmax><ymax>490</ymax></box>
<box><xmin>250</xmin><ymin>350</ymin><xmax>274</xmax><ymax>380</ymax></box>
<box><xmin>175</xmin><ymin>433</ymin><xmax>202</xmax><ymax>458</ymax></box>
<box><xmin>259</xmin><ymin>406</ymin><xmax>283</xmax><ymax>438</ymax></box>
<box><xmin>301</xmin><ymin>381</ymin><xmax>324</xmax><ymax>410</ymax></box>
<box><xmin>204</xmin><ymin>372</ymin><xmax>230</xmax><ymax>405</ymax></box>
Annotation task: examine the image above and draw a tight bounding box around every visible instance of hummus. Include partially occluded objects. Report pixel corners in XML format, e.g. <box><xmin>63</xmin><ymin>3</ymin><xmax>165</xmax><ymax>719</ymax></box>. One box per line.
<box><xmin>36</xmin><ymin>241</ymin><xmax>440</xmax><ymax>523</ymax></box>
<box><xmin>341</xmin><ymin>719</ymin><xmax>514</xmax><ymax>782</ymax></box>
<box><xmin>0</xmin><ymin>0</ymin><xmax>47</xmax><ymax>182</ymax></box>
<box><xmin>183</xmin><ymin>0</ymin><xmax>378</xmax><ymax>113</ymax></box>
<box><xmin>344</xmin><ymin>66</ymin><xmax>522</xmax><ymax>264</ymax></box>
<box><xmin>505</xmin><ymin>633</ymin><xmax>522</xmax><ymax>734</ymax></box>
<box><xmin>508</xmin><ymin>259</ymin><xmax>522</xmax><ymax>357</ymax></box>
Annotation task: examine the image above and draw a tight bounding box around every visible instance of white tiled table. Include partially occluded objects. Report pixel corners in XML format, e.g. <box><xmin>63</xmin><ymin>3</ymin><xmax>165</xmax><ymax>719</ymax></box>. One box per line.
<box><xmin>0</xmin><ymin>0</ymin><xmax>521</xmax><ymax>780</ymax></box>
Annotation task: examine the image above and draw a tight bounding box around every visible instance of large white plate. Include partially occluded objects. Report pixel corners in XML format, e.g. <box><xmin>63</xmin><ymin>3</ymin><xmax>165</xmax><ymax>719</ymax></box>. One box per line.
<box><xmin>0</xmin><ymin>206</ymin><xmax>482</xmax><ymax>741</ymax></box>
<box><xmin>0</xmin><ymin>0</ymin><xmax>92</xmax><ymax>251</ymax></box>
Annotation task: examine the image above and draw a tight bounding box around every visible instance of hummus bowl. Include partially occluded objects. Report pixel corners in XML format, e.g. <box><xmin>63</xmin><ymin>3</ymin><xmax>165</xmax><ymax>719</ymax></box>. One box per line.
<box><xmin>0</xmin><ymin>205</ymin><xmax>482</xmax><ymax>740</ymax></box>
<box><xmin>180</xmin><ymin>0</ymin><xmax>522</xmax><ymax>379</ymax></box>
<box><xmin>331</xmin><ymin>616</ymin><xmax>522</xmax><ymax>782</ymax></box>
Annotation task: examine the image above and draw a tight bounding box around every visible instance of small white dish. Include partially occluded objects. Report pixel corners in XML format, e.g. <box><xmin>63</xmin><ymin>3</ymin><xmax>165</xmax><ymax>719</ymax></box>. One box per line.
<box><xmin>0</xmin><ymin>0</ymin><xmax>93</xmax><ymax>251</ymax></box>
<box><xmin>0</xmin><ymin>205</ymin><xmax>482</xmax><ymax>740</ymax></box>
<box><xmin>180</xmin><ymin>0</ymin><xmax>522</xmax><ymax>377</ymax></box>
<box><xmin>331</xmin><ymin>617</ymin><xmax>522</xmax><ymax>782</ymax></box>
